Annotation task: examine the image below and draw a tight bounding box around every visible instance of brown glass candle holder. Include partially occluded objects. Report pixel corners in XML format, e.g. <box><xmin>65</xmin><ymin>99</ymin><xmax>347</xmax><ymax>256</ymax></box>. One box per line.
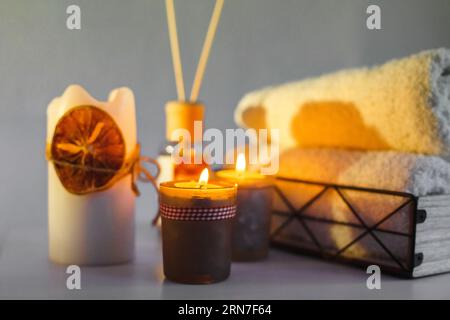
<box><xmin>216</xmin><ymin>169</ymin><xmax>274</xmax><ymax>261</ymax></box>
<box><xmin>232</xmin><ymin>185</ymin><xmax>273</xmax><ymax>261</ymax></box>
<box><xmin>160</xmin><ymin>180</ymin><xmax>237</xmax><ymax>284</ymax></box>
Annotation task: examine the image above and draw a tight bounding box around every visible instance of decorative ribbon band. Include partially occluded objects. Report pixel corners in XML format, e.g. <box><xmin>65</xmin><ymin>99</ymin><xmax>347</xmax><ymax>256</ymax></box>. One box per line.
<box><xmin>160</xmin><ymin>203</ymin><xmax>236</xmax><ymax>221</ymax></box>
<box><xmin>46</xmin><ymin>143</ymin><xmax>160</xmax><ymax>197</ymax></box>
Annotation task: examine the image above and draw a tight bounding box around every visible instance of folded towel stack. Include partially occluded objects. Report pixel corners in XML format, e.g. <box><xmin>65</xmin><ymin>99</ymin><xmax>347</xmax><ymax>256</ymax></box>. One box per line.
<box><xmin>235</xmin><ymin>48</ymin><xmax>450</xmax><ymax>193</ymax></box>
<box><xmin>234</xmin><ymin>49</ymin><xmax>450</xmax><ymax>274</ymax></box>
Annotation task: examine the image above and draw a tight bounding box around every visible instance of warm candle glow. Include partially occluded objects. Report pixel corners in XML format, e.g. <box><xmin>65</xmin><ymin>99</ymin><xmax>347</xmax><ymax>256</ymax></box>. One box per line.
<box><xmin>236</xmin><ymin>153</ymin><xmax>246</xmax><ymax>173</ymax></box>
<box><xmin>198</xmin><ymin>168</ymin><xmax>209</xmax><ymax>186</ymax></box>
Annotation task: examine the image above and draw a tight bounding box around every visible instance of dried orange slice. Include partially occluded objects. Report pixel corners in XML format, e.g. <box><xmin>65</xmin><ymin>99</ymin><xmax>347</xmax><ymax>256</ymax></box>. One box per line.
<box><xmin>51</xmin><ymin>105</ymin><xmax>126</xmax><ymax>194</ymax></box>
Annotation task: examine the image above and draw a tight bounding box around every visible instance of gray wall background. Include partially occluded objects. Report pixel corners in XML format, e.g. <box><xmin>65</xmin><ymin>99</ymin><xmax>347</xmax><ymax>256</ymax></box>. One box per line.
<box><xmin>1</xmin><ymin>0</ymin><xmax>450</xmax><ymax>238</ymax></box>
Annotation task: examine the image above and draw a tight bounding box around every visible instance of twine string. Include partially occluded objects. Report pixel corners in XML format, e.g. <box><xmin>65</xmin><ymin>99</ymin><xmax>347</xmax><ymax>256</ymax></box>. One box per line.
<box><xmin>46</xmin><ymin>144</ymin><xmax>160</xmax><ymax>197</ymax></box>
<box><xmin>132</xmin><ymin>155</ymin><xmax>161</xmax><ymax>196</ymax></box>
<box><xmin>47</xmin><ymin>143</ymin><xmax>161</xmax><ymax>226</ymax></box>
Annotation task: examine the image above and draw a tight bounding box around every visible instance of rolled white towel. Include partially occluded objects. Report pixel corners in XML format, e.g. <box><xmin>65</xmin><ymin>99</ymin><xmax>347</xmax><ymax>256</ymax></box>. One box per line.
<box><xmin>278</xmin><ymin>148</ymin><xmax>450</xmax><ymax>196</ymax></box>
<box><xmin>236</xmin><ymin>49</ymin><xmax>450</xmax><ymax>156</ymax></box>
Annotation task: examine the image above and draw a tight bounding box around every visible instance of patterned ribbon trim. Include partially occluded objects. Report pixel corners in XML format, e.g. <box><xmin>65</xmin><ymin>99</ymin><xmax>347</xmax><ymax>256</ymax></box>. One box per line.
<box><xmin>160</xmin><ymin>203</ymin><xmax>236</xmax><ymax>221</ymax></box>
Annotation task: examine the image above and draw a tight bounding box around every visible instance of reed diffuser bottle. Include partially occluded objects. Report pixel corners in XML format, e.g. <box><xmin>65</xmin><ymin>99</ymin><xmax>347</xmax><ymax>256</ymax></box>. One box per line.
<box><xmin>158</xmin><ymin>101</ymin><xmax>208</xmax><ymax>182</ymax></box>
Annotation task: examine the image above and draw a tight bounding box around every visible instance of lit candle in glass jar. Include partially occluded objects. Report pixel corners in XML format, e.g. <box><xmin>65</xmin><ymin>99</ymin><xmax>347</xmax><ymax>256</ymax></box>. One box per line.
<box><xmin>216</xmin><ymin>154</ymin><xmax>274</xmax><ymax>261</ymax></box>
<box><xmin>159</xmin><ymin>168</ymin><xmax>237</xmax><ymax>284</ymax></box>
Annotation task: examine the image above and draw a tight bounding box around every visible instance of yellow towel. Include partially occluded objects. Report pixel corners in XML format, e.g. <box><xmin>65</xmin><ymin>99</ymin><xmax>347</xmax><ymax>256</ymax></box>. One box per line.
<box><xmin>235</xmin><ymin>49</ymin><xmax>450</xmax><ymax>156</ymax></box>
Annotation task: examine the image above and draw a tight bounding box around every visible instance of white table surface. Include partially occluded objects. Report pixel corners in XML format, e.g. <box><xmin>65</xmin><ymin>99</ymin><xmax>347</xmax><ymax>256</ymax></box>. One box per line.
<box><xmin>1</xmin><ymin>223</ymin><xmax>450</xmax><ymax>300</ymax></box>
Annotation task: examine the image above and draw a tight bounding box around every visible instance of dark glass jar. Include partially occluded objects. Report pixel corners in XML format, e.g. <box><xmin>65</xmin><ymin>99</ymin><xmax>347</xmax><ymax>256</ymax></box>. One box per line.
<box><xmin>160</xmin><ymin>180</ymin><xmax>237</xmax><ymax>284</ymax></box>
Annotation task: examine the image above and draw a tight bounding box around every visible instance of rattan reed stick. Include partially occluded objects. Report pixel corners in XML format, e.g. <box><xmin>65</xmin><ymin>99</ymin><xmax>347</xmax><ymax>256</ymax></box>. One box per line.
<box><xmin>190</xmin><ymin>0</ymin><xmax>224</xmax><ymax>102</ymax></box>
<box><xmin>165</xmin><ymin>0</ymin><xmax>186</xmax><ymax>101</ymax></box>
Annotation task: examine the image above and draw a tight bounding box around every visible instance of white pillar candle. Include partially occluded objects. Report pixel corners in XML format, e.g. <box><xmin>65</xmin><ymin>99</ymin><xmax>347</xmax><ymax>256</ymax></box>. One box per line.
<box><xmin>47</xmin><ymin>85</ymin><xmax>137</xmax><ymax>265</ymax></box>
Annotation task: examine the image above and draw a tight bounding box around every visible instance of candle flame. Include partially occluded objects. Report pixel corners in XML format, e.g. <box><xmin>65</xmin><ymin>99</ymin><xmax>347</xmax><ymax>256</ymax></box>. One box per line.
<box><xmin>198</xmin><ymin>168</ymin><xmax>209</xmax><ymax>186</ymax></box>
<box><xmin>236</xmin><ymin>153</ymin><xmax>246</xmax><ymax>173</ymax></box>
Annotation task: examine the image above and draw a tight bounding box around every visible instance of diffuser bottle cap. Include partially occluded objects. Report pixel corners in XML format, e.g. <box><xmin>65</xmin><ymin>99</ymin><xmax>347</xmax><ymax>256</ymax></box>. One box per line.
<box><xmin>165</xmin><ymin>101</ymin><xmax>205</xmax><ymax>142</ymax></box>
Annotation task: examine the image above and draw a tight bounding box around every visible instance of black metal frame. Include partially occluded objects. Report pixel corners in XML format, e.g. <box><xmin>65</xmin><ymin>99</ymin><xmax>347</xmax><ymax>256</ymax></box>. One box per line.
<box><xmin>271</xmin><ymin>176</ymin><xmax>421</xmax><ymax>278</ymax></box>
